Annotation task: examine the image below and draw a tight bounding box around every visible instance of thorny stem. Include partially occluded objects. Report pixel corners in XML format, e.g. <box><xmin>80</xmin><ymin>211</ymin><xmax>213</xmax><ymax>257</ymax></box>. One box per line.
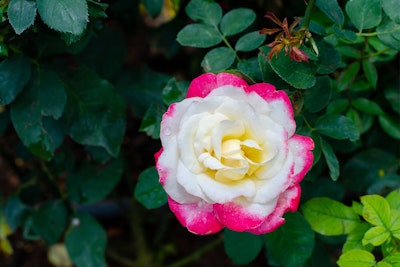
<box><xmin>300</xmin><ymin>0</ymin><xmax>316</xmax><ymax>30</ymax></box>
<box><xmin>165</xmin><ymin>237</ymin><xmax>223</xmax><ymax>267</ymax></box>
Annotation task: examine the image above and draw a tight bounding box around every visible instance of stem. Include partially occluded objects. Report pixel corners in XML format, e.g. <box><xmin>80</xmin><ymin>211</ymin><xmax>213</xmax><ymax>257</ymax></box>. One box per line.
<box><xmin>301</xmin><ymin>0</ymin><xmax>316</xmax><ymax>29</ymax></box>
<box><xmin>221</xmin><ymin>35</ymin><xmax>241</xmax><ymax>62</ymax></box>
<box><xmin>165</xmin><ymin>237</ymin><xmax>223</xmax><ymax>267</ymax></box>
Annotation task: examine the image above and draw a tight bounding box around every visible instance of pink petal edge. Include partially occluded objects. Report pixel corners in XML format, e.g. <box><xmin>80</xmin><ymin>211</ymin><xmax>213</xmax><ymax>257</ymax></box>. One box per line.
<box><xmin>168</xmin><ymin>197</ymin><xmax>224</xmax><ymax>235</ymax></box>
<box><xmin>290</xmin><ymin>134</ymin><xmax>314</xmax><ymax>184</ymax></box>
<box><xmin>186</xmin><ymin>73</ymin><xmax>249</xmax><ymax>98</ymax></box>
<box><xmin>248</xmin><ymin>184</ymin><xmax>301</xmax><ymax>234</ymax></box>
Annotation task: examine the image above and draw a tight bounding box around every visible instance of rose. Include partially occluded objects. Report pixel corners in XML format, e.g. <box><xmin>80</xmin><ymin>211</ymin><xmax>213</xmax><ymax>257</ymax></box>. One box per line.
<box><xmin>155</xmin><ymin>73</ymin><xmax>314</xmax><ymax>235</ymax></box>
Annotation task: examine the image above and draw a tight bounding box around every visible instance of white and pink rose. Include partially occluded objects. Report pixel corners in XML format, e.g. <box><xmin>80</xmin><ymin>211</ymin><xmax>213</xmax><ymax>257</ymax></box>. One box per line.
<box><xmin>155</xmin><ymin>73</ymin><xmax>314</xmax><ymax>235</ymax></box>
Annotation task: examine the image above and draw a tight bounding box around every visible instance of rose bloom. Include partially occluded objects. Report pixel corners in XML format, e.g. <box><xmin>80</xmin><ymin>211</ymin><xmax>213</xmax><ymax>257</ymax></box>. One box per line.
<box><xmin>155</xmin><ymin>73</ymin><xmax>314</xmax><ymax>235</ymax></box>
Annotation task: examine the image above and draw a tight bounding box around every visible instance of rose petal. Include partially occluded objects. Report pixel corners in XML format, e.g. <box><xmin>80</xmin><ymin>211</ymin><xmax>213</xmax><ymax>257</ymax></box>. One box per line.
<box><xmin>186</xmin><ymin>73</ymin><xmax>248</xmax><ymax>98</ymax></box>
<box><xmin>248</xmin><ymin>184</ymin><xmax>301</xmax><ymax>234</ymax></box>
<box><xmin>289</xmin><ymin>134</ymin><xmax>314</xmax><ymax>184</ymax></box>
<box><xmin>213</xmin><ymin>199</ymin><xmax>277</xmax><ymax>232</ymax></box>
<box><xmin>168</xmin><ymin>197</ymin><xmax>223</xmax><ymax>235</ymax></box>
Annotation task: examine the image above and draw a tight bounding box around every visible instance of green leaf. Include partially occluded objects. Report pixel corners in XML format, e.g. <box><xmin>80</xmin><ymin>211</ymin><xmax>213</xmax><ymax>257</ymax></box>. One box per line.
<box><xmin>185</xmin><ymin>0</ymin><xmax>222</xmax><ymax>26</ymax></box>
<box><xmin>386</xmin><ymin>189</ymin><xmax>400</xmax><ymax>210</ymax></box>
<box><xmin>361</xmin><ymin>195</ymin><xmax>391</xmax><ymax>227</ymax></box>
<box><xmin>0</xmin><ymin>55</ymin><xmax>31</xmax><ymax>105</ymax></box>
<box><xmin>31</xmin><ymin>201</ymin><xmax>67</xmax><ymax>245</ymax></box>
<box><xmin>4</xmin><ymin>196</ymin><xmax>30</xmax><ymax>231</ymax></box>
<box><xmin>67</xmin><ymin>159</ymin><xmax>123</xmax><ymax>205</ymax></box>
<box><xmin>87</xmin><ymin>0</ymin><xmax>108</xmax><ymax>19</ymax></box>
<box><xmin>352</xmin><ymin>98</ymin><xmax>384</xmax><ymax>116</ymax></box>
<box><xmin>162</xmin><ymin>78</ymin><xmax>188</xmax><ymax>106</ymax></box>
<box><xmin>268</xmin><ymin>48</ymin><xmax>317</xmax><ymax>89</ymax></box>
<box><xmin>235</xmin><ymin>31</ymin><xmax>266</xmax><ymax>52</ymax></box>
<box><xmin>201</xmin><ymin>47</ymin><xmax>235</xmax><ymax>72</ymax></box>
<box><xmin>37</xmin><ymin>0</ymin><xmax>88</xmax><ymax>35</ymax></box>
<box><xmin>321</xmin><ymin>139</ymin><xmax>340</xmax><ymax>181</ymax></box>
<box><xmin>302</xmin><ymin>197</ymin><xmax>361</xmax><ymax>236</ymax></box>
<box><xmin>362</xmin><ymin>60</ymin><xmax>378</xmax><ymax>89</ymax></box>
<box><xmin>139</xmin><ymin>102</ymin><xmax>165</xmax><ymax>139</ymax></box>
<box><xmin>316</xmin><ymin>114</ymin><xmax>360</xmax><ymax>141</ymax></box>
<box><xmin>65</xmin><ymin>68</ymin><xmax>126</xmax><ymax>157</ymax></box>
<box><xmin>264</xmin><ymin>212</ymin><xmax>315</xmax><ymax>267</ymax></box>
<box><xmin>362</xmin><ymin>225</ymin><xmax>391</xmax><ymax>246</ymax></box>
<box><xmin>337</xmin><ymin>249</ymin><xmax>376</xmax><ymax>267</ymax></box>
<box><xmin>345</xmin><ymin>0</ymin><xmax>382</xmax><ymax>31</ymax></box>
<box><xmin>389</xmin><ymin>210</ymin><xmax>400</xmax><ymax>239</ymax></box>
<box><xmin>237</xmin><ymin>57</ymin><xmax>262</xmax><ymax>82</ymax></box>
<box><xmin>316</xmin><ymin>38</ymin><xmax>341</xmax><ymax>74</ymax></box>
<box><xmin>334</xmin><ymin>26</ymin><xmax>358</xmax><ymax>42</ymax></box>
<box><xmin>377</xmin><ymin>18</ymin><xmax>400</xmax><ymax>50</ymax></box>
<box><xmin>384</xmin><ymin>86</ymin><xmax>400</xmax><ymax>115</ymax></box>
<box><xmin>10</xmin><ymin>67</ymin><xmax>67</xmax><ymax>160</ymax></box>
<box><xmin>7</xmin><ymin>0</ymin><xmax>37</xmax><ymax>34</ymax></box>
<box><xmin>220</xmin><ymin>8</ymin><xmax>256</xmax><ymax>37</ymax></box>
<box><xmin>224</xmin><ymin>229</ymin><xmax>263</xmax><ymax>265</ymax></box>
<box><xmin>379</xmin><ymin>114</ymin><xmax>400</xmax><ymax>140</ymax></box>
<box><xmin>134</xmin><ymin>166</ymin><xmax>167</xmax><ymax>209</ymax></box>
<box><xmin>65</xmin><ymin>212</ymin><xmax>107</xmax><ymax>267</ymax></box>
<box><xmin>337</xmin><ymin>61</ymin><xmax>360</xmax><ymax>91</ymax></box>
<box><xmin>177</xmin><ymin>24</ymin><xmax>222</xmax><ymax>48</ymax></box>
<box><xmin>343</xmin><ymin>223</ymin><xmax>374</xmax><ymax>252</ymax></box>
<box><xmin>141</xmin><ymin>0</ymin><xmax>163</xmax><ymax>17</ymax></box>
<box><xmin>304</xmin><ymin>76</ymin><xmax>332</xmax><ymax>113</ymax></box>
<box><xmin>316</xmin><ymin>0</ymin><xmax>344</xmax><ymax>26</ymax></box>
<box><xmin>382</xmin><ymin>0</ymin><xmax>400</xmax><ymax>23</ymax></box>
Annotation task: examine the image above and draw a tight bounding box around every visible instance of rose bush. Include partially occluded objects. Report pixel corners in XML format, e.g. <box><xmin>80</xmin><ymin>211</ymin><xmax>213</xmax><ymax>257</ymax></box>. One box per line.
<box><xmin>155</xmin><ymin>73</ymin><xmax>314</xmax><ymax>235</ymax></box>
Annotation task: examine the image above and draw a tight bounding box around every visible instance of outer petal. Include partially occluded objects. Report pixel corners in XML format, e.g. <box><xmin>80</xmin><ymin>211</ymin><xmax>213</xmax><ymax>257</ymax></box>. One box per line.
<box><xmin>213</xmin><ymin>200</ymin><xmax>277</xmax><ymax>232</ymax></box>
<box><xmin>289</xmin><ymin>135</ymin><xmax>314</xmax><ymax>184</ymax></box>
<box><xmin>248</xmin><ymin>184</ymin><xmax>301</xmax><ymax>234</ymax></box>
<box><xmin>186</xmin><ymin>73</ymin><xmax>249</xmax><ymax>98</ymax></box>
<box><xmin>168</xmin><ymin>197</ymin><xmax>223</xmax><ymax>235</ymax></box>
<box><xmin>245</xmin><ymin>83</ymin><xmax>295</xmax><ymax>137</ymax></box>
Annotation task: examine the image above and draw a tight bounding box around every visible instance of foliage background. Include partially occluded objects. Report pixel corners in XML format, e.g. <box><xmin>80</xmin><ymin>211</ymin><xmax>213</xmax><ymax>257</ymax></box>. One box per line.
<box><xmin>0</xmin><ymin>0</ymin><xmax>399</xmax><ymax>266</ymax></box>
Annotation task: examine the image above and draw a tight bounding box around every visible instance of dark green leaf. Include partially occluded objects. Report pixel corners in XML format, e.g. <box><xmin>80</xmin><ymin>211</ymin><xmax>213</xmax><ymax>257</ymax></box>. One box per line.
<box><xmin>235</xmin><ymin>31</ymin><xmax>266</xmax><ymax>52</ymax></box>
<box><xmin>334</xmin><ymin>26</ymin><xmax>358</xmax><ymax>42</ymax></box>
<box><xmin>201</xmin><ymin>47</ymin><xmax>235</xmax><ymax>72</ymax></box>
<box><xmin>140</xmin><ymin>103</ymin><xmax>165</xmax><ymax>139</ymax></box>
<box><xmin>37</xmin><ymin>0</ymin><xmax>88</xmax><ymax>35</ymax></box>
<box><xmin>304</xmin><ymin>76</ymin><xmax>332</xmax><ymax>113</ymax></box>
<box><xmin>32</xmin><ymin>201</ymin><xmax>67</xmax><ymax>245</ymax></box>
<box><xmin>10</xmin><ymin>67</ymin><xmax>67</xmax><ymax>160</ymax></box>
<box><xmin>352</xmin><ymin>98</ymin><xmax>384</xmax><ymax>116</ymax></box>
<box><xmin>379</xmin><ymin>114</ymin><xmax>400</xmax><ymax>139</ymax></box>
<box><xmin>362</xmin><ymin>60</ymin><xmax>378</xmax><ymax>88</ymax></box>
<box><xmin>220</xmin><ymin>8</ymin><xmax>256</xmax><ymax>36</ymax></box>
<box><xmin>177</xmin><ymin>24</ymin><xmax>222</xmax><ymax>48</ymax></box>
<box><xmin>237</xmin><ymin>57</ymin><xmax>262</xmax><ymax>82</ymax></box>
<box><xmin>346</xmin><ymin>108</ymin><xmax>374</xmax><ymax>134</ymax></box>
<box><xmin>268</xmin><ymin>48</ymin><xmax>317</xmax><ymax>89</ymax></box>
<box><xmin>0</xmin><ymin>55</ymin><xmax>31</xmax><ymax>105</ymax></box>
<box><xmin>224</xmin><ymin>229</ymin><xmax>263</xmax><ymax>265</ymax></box>
<box><xmin>65</xmin><ymin>212</ymin><xmax>107</xmax><ymax>267</ymax></box>
<box><xmin>258</xmin><ymin>47</ymin><xmax>289</xmax><ymax>89</ymax></box>
<box><xmin>302</xmin><ymin>197</ymin><xmax>361</xmax><ymax>235</ymax></box>
<box><xmin>185</xmin><ymin>0</ymin><xmax>222</xmax><ymax>26</ymax></box>
<box><xmin>384</xmin><ymin>86</ymin><xmax>400</xmax><ymax>114</ymax></box>
<box><xmin>65</xmin><ymin>68</ymin><xmax>126</xmax><ymax>157</ymax></box>
<box><xmin>327</xmin><ymin>98</ymin><xmax>348</xmax><ymax>114</ymax></box>
<box><xmin>382</xmin><ymin>0</ymin><xmax>400</xmax><ymax>23</ymax></box>
<box><xmin>264</xmin><ymin>212</ymin><xmax>315</xmax><ymax>267</ymax></box>
<box><xmin>345</xmin><ymin>0</ymin><xmax>382</xmax><ymax>31</ymax></box>
<box><xmin>87</xmin><ymin>0</ymin><xmax>108</xmax><ymax>19</ymax></box>
<box><xmin>4</xmin><ymin>196</ymin><xmax>30</xmax><ymax>231</ymax></box>
<box><xmin>337</xmin><ymin>250</ymin><xmax>376</xmax><ymax>267</ymax></box>
<box><xmin>116</xmin><ymin>66</ymin><xmax>169</xmax><ymax>117</ymax></box>
<box><xmin>134</xmin><ymin>166</ymin><xmax>167</xmax><ymax>209</ymax></box>
<box><xmin>7</xmin><ymin>0</ymin><xmax>37</xmax><ymax>34</ymax></box>
<box><xmin>162</xmin><ymin>78</ymin><xmax>188</xmax><ymax>106</ymax></box>
<box><xmin>336</xmin><ymin>46</ymin><xmax>362</xmax><ymax>59</ymax></box>
<box><xmin>337</xmin><ymin>62</ymin><xmax>360</xmax><ymax>91</ymax></box>
<box><xmin>367</xmin><ymin>173</ymin><xmax>400</xmax><ymax>195</ymax></box>
<box><xmin>316</xmin><ymin>0</ymin><xmax>344</xmax><ymax>26</ymax></box>
<box><xmin>316</xmin><ymin>114</ymin><xmax>360</xmax><ymax>141</ymax></box>
<box><xmin>316</xmin><ymin>38</ymin><xmax>341</xmax><ymax>74</ymax></box>
<box><xmin>377</xmin><ymin>17</ymin><xmax>400</xmax><ymax>50</ymax></box>
<box><xmin>141</xmin><ymin>0</ymin><xmax>163</xmax><ymax>17</ymax></box>
<box><xmin>321</xmin><ymin>138</ymin><xmax>340</xmax><ymax>181</ymax></box>
<box><xmin>67</xmin><ymin>159</ymin><xmax>123</xmax><ymax>205</ymax></box>
<box><xmin>0</xmin><ymin>110</ymin><xmax>10</xmax><ymax>135</ymax></box>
